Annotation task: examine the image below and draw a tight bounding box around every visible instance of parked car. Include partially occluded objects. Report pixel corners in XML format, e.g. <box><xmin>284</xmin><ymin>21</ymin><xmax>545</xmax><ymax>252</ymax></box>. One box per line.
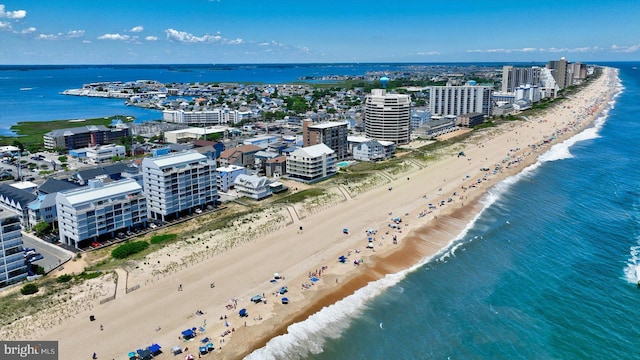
<box><xmin>149</xmin><ymin>223</ymin><xmax>157</xmax><ymax>229</ymax></box>
<box><xmin>195</xmin><ymin>208</ymin><xmax>202</xmax><ymax>214</ymax></box>
<box><xmin>26</xmin><ymin>253</ymin><xmax>44</xmax><ymax>262</ymax></box>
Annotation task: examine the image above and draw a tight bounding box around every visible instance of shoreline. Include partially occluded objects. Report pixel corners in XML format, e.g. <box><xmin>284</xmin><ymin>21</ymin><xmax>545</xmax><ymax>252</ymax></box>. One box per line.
<box><xmin>236</xmin><ymin>68</ymin><xmax>620</xmax><ymax>359</ymax></box>
<box><xmin>21</xmin><ymin>67</ymin><xmax>618</xmax><ymax>360</ymax></box>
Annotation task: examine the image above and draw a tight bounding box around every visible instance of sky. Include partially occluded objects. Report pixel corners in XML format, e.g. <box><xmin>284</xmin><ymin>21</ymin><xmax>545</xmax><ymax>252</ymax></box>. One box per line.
<box><xmin>1</xmin><ymin>0</ymin><xmax>639</xmax><ymax>65</ymax></box>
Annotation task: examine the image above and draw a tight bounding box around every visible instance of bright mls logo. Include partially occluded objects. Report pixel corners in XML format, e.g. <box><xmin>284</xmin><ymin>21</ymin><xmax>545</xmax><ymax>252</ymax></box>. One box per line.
<box><xmin>1</xmin><ymin>341</ymin><xmax>58</xmax><ymax>359</ymax></box>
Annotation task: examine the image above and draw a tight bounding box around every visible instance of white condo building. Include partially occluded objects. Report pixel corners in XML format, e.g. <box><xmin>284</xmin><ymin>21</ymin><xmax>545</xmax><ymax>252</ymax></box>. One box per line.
<box><xmin>142</xmin><ymin>151</ymin><xmax>217</xmax><ymax>223</ymax></box>
<box><xmin>286</xmin><ymin>143</ymin><xmax>337</xmax><ymax>183</ymax></box>
<box><xmin>163</xmin><ymin>108</ymin><xmax>251</xmax><ymax>125</ymax></box>
<box><xmin>428</xmin><ymin>85</ymin><xmax>493</xmax><ymax>116</ymax></box>
<box><xmin>0</xmin><ymin>210</ymin><xmax>28</xmax><ymax>287</ymax></box>
<box><xmin>56</xmin><ymin>178</ymin><xmax>147</xmax><ymax>248</ymax></box>
<box><xmin>363</xmin><ymin>89</ymin><xmax>411</xmax><ymax>145</ymax></box>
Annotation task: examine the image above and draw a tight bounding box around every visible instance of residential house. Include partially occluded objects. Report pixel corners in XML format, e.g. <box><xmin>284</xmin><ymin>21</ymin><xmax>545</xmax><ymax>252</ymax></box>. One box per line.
<box><xmin>218</xmin><ymin>144</ymin><xmax>262</xmax><ymax>168</ymax></box>
<box><xmin>233</xmin><ymin>174</ymin><xmax>272</xmax><ymax>200</ymax></box>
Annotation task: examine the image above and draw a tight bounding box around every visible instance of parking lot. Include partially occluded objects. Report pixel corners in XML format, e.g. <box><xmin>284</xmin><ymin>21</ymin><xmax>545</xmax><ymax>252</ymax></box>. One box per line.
<box><xmin>21</xmin><ymin>232</ymin><xmax>75</xmax><ymax>273</ymax></box>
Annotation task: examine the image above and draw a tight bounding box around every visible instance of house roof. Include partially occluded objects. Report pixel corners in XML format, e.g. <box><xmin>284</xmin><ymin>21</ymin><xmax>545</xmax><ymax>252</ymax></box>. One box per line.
<box><xmin>265</xmin><ymin>155</ymin><xmax>286</xmax><ymax>164</ymax></box>
<box><xmin>0</xmin><ymin>183</ymin><xmax>37</xmax><ymax>207</ymax></box>
<box><xmin>38</xmin><ymin>178</ymin><xmax>82</xmax><ymax>194</ymax></box>
<box><xmin>76</xmin><ymin>163</ymin><xmax>131</xmax><ymax>181</ymax></box>
<box><xmin>295</xmin><ymin>143</ymin><xmax>334</xmax><ymax>157</ymax></box>
<box><xmin>234</xmin><ymin>174</ymin><xmax>268</xmax><ymax>188</ymax></box>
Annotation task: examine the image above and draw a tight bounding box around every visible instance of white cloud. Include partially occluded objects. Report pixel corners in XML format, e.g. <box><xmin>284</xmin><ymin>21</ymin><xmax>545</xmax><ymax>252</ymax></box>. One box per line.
<box><xmin>35</xmin><ymin>30</ymin><xmax>86</xmax><ymax>40</ymax></box>
<box><xmin>416</xmin><ymin>51</ymin><xmax>441</xmax><ymax>56</ymax></box>
<box><xmin>66</xmin><ymin>30</ymin><xmax>85</xmax><ymax>38</ymax></box>
<box><xmin>97</xmin><ymin>33</ymin><xmax>130</xmax><ymax>41</ymax></box>
<box><xmin>145</xmin><ymin>36</ymin><xmax>158</xmax><ymax>41</ymax></box>
<box><xmin>257</xmin><ymin>40</ymin><xmax>286</xmax><ymax>48</ymax></box>
<box><xmin>129</xmin><ymin>26</ymin><xmax>144</xmax><ymax>33</ymax></box>
<box><xmin>611</xmin><ymin>44</ymin><xmax>640</xmax><ymax>53</ymax></box>
<box><xmin>164</xmin><ymin>28</ymin><xmax>243</xmax><ymax>45</ymax></box>
<box><xmin>0</xmin><ymin>4</ymin><xmax>26</xmax><ymax>19</ymax></box>
<box><xmin>20</xmin><ymin>26</ymin><xmax>36</xmax><ymax>34</ymax></box>
<box><xmin>467</xmin><ymin>47</ymin><xmax>603</xmax><ymax>54</ymax></box>
<box><xmin>36</xmin><ymin>33</ymin><xmax>57</xmax><ymax>40</ymax></box>
<box><xmin>165</xmin><ymin>28</ymin><xmax>221</xmax><ymax>43</ymax></box>
<box><xmin>0</xmin><ymin>20</ymin><xmax>10</xmax><ymax>30</ymax></box>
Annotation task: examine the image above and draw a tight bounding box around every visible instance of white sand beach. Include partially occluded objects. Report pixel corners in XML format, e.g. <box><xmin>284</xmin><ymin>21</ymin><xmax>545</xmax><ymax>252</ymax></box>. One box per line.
<box><xmin>8</xmin><ymin>67</ymin><xmax>617</xmax><ymax>360</ymax></box>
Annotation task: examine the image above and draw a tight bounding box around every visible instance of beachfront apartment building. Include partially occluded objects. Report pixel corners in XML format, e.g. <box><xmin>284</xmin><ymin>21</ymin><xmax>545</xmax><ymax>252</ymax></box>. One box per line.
<box><xmin>56</xmin><ymin>178</ymin><xmax>147</xmax><ymax>249</ymax></box>
<box><xmin>428</xmin><ymin>85</ymin><xmax>493</xmax><ymax>117</ymax></box>
<box><xmin>163</xmin><ymin>108</ymin><xmax>251</xmax><ymax>125</ymax></box>
<box><xmin>43</xmin><ymin>125</ymin><xmax>129</xmax><ymax>150</ymax></box>
<box><xmin>302</xmin><ymin>120</ymin><xmax>349</xmax><ymax>160</ymax></box>
<box><xmin>142</xmin><ymin>151</ymin><xmax>218</xmax><ymax>223</ymax></box>
<box><xmin>364</xmin><ymin>89</ymin><xmax>411</xmax><ymax>145</ymax></box>
<box><xmin>547</xmin><ymin>58</ymin><xmax>571</xmax><ymax>89</ymax></box>
<box><xmin>457</xmin><ymin>113</ymin><xmax>485</xmax><ymax>127</ymax></box>
<box><xmin>285</xmin><ymin>143</ymin><xmax>337</xmax><ymax>183</ymax></box>
<box><xmin>0</xmin><ymin>210</ymin><xmax>28</xmax><ymax>287</ymax></box>
<box><xmin>502</xmin><ymin>66</ymin><xmax>543</xmax><ymax>93</ymax></box>
<box><xmin>502</xmin><ymin>65</ymin><xmax>560</xmax><ymax>99</ymax></box>
<box><xmin>84</xmin><ymin>144</ymin><xmax>126</xmax><ymax>163</ymax></box>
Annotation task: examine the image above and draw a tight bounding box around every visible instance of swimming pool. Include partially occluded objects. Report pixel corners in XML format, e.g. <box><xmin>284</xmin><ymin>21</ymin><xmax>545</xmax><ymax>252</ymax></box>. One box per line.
<box><xmin>337</xmin><ymin>161</ymin><xmax>351</xmax><ymax>167</ymax></box>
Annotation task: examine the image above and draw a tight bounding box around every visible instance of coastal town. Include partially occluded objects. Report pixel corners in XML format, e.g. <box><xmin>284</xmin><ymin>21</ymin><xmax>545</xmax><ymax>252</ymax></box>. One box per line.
<box><xmin>0</xmin><ymin>58</ymin><xmax>614</xmax><ymax>360</ymax></box>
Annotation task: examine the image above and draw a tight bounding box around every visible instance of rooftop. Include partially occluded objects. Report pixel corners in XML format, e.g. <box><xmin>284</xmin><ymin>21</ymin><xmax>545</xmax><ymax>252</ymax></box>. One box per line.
<box><xmin>59</xmin><ymin>178</ymin><xmax>142</xmax><ymax>206</ymax></box>
<box><xmin>144</xmin><ymin>151</ymin><xmax>207</xmax><ymax>168</ymax></box>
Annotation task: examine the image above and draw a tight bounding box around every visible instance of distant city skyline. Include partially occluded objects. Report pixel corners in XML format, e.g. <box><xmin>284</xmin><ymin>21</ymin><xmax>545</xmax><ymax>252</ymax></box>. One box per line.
<box><xmin>1</xmin><ymin>0</ymin><xmax>639</xmax><ymax>65</ymax></box>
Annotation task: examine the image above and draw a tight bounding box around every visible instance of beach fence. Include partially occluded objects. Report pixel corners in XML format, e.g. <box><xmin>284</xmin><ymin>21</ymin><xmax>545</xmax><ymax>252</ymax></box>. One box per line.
<box><xmin>99</xmin><ymin>295</ymin><xmax>115</xmax><ymax>305</ymax></box>
<box><xmin>126</xmin><ymin>284</ymin><xmax>140</xmax><ymax>294</ymax></box>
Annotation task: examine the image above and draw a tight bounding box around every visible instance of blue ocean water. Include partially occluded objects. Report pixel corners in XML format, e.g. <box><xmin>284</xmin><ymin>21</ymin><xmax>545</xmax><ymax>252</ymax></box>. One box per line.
<box><xmin>248</xmin><ymin>62</ymin><xmax>640</xmax><ymax>359</ymax></box>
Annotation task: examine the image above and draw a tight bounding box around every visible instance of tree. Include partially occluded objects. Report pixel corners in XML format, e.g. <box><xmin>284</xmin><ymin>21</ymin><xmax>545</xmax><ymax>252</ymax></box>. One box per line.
<box><xmin>34</xmin><ymin>221</ymin><xmax>51</xmax><ymax>236</ymax></box>
<box><xmin>57</xmin><ymin>156</ymin><xmax>68</xmax><ymax>163</ymax></box>
<box><xmin>12</xmin><ymin>140</ymin><xmax>25</xmax><ymax>152</ymax></box>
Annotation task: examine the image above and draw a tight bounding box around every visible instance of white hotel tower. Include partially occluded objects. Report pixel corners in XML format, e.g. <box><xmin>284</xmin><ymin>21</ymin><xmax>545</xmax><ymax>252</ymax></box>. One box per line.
<box><xmin>363</xmin><ymin>81</ymin><xmax>411</xmax><ymax>145</ymax></box>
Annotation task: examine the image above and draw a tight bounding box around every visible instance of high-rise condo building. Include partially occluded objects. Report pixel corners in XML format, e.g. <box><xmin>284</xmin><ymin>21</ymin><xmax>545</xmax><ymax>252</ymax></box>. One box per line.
<box><xmin>142</xmin><ymin>151</ymin><xmax>217</xmax><ymax>223</ymax></box>
<box><xmin>0</xmin><ymin>210</ymin><xmax>28</xmax><ymax>287</ymax></box>
<box><xmin>547</xmin><ymin>58</ymin><xmax>572</xmax><ymax>89</ymax></box>
<box><xmin>428</xmin><ymin>85</ymin><xmax>493</xmax><ymax>117</ymax></box>
<box><xmin>502</xmin><ymin>66</ymin><xmax>543</xmax><ymax>93</ymax></box>
<box><xmin>363</xmin><ymin>89</ymin><xmax>411</xmax><ymax>144</ymax></box>
<box><xmin>302</xmin><ymin>119</ymin><xmax>349</xmax><ymax>160</ymax></box>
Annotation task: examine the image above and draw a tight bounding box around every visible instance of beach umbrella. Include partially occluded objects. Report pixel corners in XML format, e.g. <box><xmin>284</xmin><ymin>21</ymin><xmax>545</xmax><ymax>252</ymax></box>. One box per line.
<box><xmin>127</xmin><ymin>351</ymin><xmax>136</xmax><ymax>359</ymax></box>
